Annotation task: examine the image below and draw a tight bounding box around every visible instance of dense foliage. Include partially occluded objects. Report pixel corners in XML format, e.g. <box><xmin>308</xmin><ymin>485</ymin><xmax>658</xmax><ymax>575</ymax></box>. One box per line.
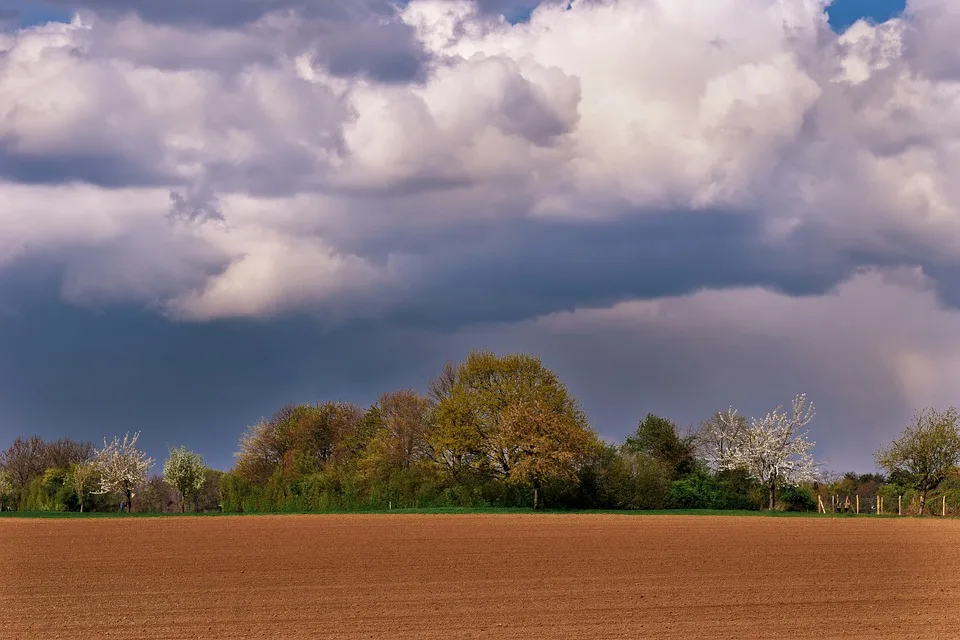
<box><xmin>4</xmin><ymin>350</ymin><xmax>960</xmax><ymax>516</ymax></box>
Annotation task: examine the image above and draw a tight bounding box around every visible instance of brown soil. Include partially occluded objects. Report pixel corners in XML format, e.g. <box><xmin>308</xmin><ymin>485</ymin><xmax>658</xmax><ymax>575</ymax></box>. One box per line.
<box><xmin>2</xmin><ymin>514</ymin><xmax>959</xmax><ymax>639</ymax></box>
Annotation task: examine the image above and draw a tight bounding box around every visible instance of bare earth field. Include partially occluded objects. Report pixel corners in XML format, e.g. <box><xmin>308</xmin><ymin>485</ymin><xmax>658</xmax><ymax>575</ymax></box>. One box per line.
<box><xmin>3</xmin><ymin>514</ymin><xmax>960</xmax><ymax>640</ymax></box>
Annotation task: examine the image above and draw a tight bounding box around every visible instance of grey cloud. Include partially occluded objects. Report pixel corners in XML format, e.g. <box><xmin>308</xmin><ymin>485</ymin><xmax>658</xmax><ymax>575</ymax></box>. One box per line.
<box><xmin>47</xmin><ymin>227</ymin><xmax>230</xmax><ymax>309</ymax></box>
<box><xmin>0</xmin><ymin>28</ymin><xmax>351</xmax><ymax>196</ymax></box>
<box><xmin>324</xmin><ymin>174</ymin><xmax>476</xmax><ymax>199</ymax></box>
<box><xmin>85</xmin><ymin>21</ymin><xmax>278</xmax><ymax>73</ymax></box>
<box><xmin>51</xmin><ymin>0</ymin><xmax>347</xmax><ymax>27</ymax></box>
<box><xmin>0</xmin><ymin>146</ymin><xmax>173</xmax><ymax>188</ymax></box>
<box><xmin>308</xmin><ymin>18</ymin><xmax>430</xmax><ymax>83</ymax></box>
<box><xmin>902</xmin><ymin>1</ymin><xmax>960</xmax><ymax>80</ymax></box>
<box><xmin>920</xmin><ymin>264</ymin><xmax>960</xmax><ymax>307</ymax></box>
<box><xmin>50</xmin><ymin>0</ymin><xmax>431</xmax><ymax>82</ymax></box>
<box><xmin>493</xmin><ymin>69</ymin><xmax>579</xmax><ymax>144</ymax></box>
<box><xmin>168</xmin><ymin>190</ymin><xmax>225</xmax><ymax>224</ymax></box>
<box><xmin>332</xmin><ymin>210</ymin><xmax>869</xmax><ymax>331</ymax></box>
<box><xmin>51</xmin><ymin>0</ymin><xmax>545</xmax><ymax>25</ymax></box>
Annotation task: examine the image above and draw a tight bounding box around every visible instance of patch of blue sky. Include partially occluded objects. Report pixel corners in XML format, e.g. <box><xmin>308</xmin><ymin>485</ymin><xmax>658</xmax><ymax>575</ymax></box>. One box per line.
<box><xmin>4</xmin><ymin>2</ymin><xmax>74</xmax><ymax>28</ymax></box>
<box><xmin>505</xmin><ymin>0</ymin><xmax>907</xmax><ymax>30</ymax></box>
<box><xmin>827</xmin><ymin>0</ymin><xmax>906</xmax><ymax>32</ymax></box>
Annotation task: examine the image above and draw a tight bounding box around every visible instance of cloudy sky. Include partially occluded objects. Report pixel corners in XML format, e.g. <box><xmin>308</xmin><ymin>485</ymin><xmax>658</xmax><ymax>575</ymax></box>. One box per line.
<box><xmin>2</xmin><ymin>0</ymin><xmax>957</xmax><ymax>474</ymax></box>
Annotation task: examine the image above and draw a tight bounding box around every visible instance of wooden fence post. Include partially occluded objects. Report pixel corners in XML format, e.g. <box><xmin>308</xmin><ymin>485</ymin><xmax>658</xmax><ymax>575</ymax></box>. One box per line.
<box><xmin>943</xmin><ymin>495</ymin><xmax>946</xmax><ymax>517</ymax></box>
<box><xmin>856</xmin><ymin>495</ymin><xmax>860</xmax><ymax>515</ymax></box>
<box><xmin>898</xmin><ymin>495</ymin><xmax>902</xmax><ymax>516</ymax></box>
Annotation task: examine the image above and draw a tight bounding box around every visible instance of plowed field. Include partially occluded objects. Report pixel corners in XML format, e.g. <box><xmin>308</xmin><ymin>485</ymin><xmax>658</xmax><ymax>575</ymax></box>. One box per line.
<box><xmin>3</xmin><ymin>514</ymin><xmax>960</xmax><ymax>639</ymax></box>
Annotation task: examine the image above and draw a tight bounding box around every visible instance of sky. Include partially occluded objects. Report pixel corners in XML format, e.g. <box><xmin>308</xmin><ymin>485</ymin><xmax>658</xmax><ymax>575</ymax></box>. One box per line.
<box><xmin>2</xmin><ymin>0</ymin><xmax>958</xmax><ymax>475</ymax></box>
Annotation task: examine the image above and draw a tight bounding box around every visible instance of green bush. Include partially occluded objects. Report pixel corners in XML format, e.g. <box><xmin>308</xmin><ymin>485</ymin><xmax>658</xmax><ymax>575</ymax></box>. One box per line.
<box><xmin>779</xmin><ymin>484</ymin><xmax>817</xmax><ymax>512</ymax></box>
<box><xmin>668</xmin><ymin>469</ymin><xmax>717</xmax><ymax>509</ymax></box>
<box><xmin>604</xmin><ymin>451</ymin><xmax>672</xmax><ymax>510</ymax></box>
<box><xmin>667</xmin><ymin>467</ymin><xmax>760</xmax><ymax>510</ymax></box>
<box><xmin>21</xmin><ymin>468</ymin><xmax>75</xmax><ymax>512</ymax></box>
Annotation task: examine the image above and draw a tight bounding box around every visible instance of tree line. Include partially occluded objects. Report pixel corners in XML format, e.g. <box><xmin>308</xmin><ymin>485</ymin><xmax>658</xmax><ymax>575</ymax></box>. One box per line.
<box><xmin>2</xmin><ymin>351</ymin><xmax>960</xmax><ymax>515</ymax></box>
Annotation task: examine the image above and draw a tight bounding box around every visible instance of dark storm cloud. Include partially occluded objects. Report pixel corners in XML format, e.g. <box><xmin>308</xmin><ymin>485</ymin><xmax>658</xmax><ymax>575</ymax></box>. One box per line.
<box><xmin>358</xmin><ymin>211</ymin><xmax>869</xmax><ymax>331</ymax></box>
<box><xmin>920</xmin><ymin>263</ymin><xmax>960</xmax><ymax>307</ymax></box>
<box><xmin>315</xmin><ymin>19</ymin><xmax>429</xmax><ymax>83</ymax></box>
<box><xmin>46</xmin><ymin>0</ymin><xmax>545</xmax><ymax>25</ymax></box>
<box><xmin>0</xmin><ymin>146</ymin><xmax>173</xmax><ymax>188</ymax></box>
<box><xmin>47</xmin><ymin>0</ymin><xmax>358</xmax><ymax>27</ymax></box>
<box><xmin>0</xmin><ymin>248</ymin><xmax>932</xmax><ymax>474</ymax></box>
<box><xmin>47</xmin><ymin>0</ymin><xmax>430</xmax><ymax>82</ymax></box>
<box><xmin>0</xmin><ymin>259</ymin><xmax>444</xmax><ymax>471</ymax></box>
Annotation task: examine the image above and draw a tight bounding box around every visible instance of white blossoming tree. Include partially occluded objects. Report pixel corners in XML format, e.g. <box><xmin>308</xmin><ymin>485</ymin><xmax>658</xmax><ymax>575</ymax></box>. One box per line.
<box><xmin>163</xmin><ymin>446</ymin><xmax>206</xmax><ymax>513</ymax></box>
<box><xmin>718</xmin><ymin>394</ymin><xmax>819</xmax><ymax>510</ymax></box>
<box><xmin>697</xmin><ymin>407</ymin><xmax>748</xmax><ymax>471</ymax></box>
<box><xmin>93</xmin><ymin>432</ymin><xmax>153</xmax><ymax>513</ymax></box>
<box><xmin>0</xmin><ymin>470</ymin><xmax>12</xmax><ymax>511</ymax></box>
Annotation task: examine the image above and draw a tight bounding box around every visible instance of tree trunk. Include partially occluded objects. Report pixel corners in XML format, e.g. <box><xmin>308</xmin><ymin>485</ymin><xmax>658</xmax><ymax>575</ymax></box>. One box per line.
<box><xmin>533</xmin><ymin>486</ymin><xmax>539</xmax><ymax>510</ymax></box>
<box><xmin>919</xmin><ymin>491</ymin><xmax>926</xmax><ymax>516</ymax></box>
<box><xmin>768</xmin><ymin>480</ymin><xmax>776</xmax><ymax>511</ymax></box>
<box><xmin>126</xmin><ymin>488</ymin><xmax>133</xmax><ymax>514</ymax></box>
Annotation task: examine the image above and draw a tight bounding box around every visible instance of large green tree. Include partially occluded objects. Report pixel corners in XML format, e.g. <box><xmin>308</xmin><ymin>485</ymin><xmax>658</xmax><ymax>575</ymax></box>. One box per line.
<box><xmin>375</xmin><ymin>390</ymin><xmax>433</xmax><ymax>471</ymax></box>
<box><xmin>876</xmin><ymin>407</ymin><xmax>960</xmax><ymax>516</ymax></box>
<box><xmin>625</xmin><ymin>414</ymin><xmax>696</xmax><ymax>480</ymax></box>
<box><xmin>430</xmin><ymin>351</ymin><xmax>598</xmax><ymax>508</ymax></box>
<box><xmin>234</xmin><ymin>402</ymin><xmax>364</xmax><ymax>483</ymax></box>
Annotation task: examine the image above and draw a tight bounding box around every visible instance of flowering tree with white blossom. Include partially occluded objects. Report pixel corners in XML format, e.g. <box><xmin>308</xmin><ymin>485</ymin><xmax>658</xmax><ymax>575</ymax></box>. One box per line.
<box><xmin>0</xmin><ymin>470</ymin><xmax>12</xmax><ymax>511</ymax></box>
<box><xmin>92</xmin><ymin>432</ymin><xmax>153</xmax><ymax>513</ymax></box>
<box><xmin>697</xmin><ymin>407</ymin><xmax>748</xmax><ymax>471</ymax></box>
<box><xmin>163</xmin><ymin>446</ymin><xmax>206</xmax><ymax>513</ymax></box>
<box><xmin>717</xmin><ymin>394</ymin><xmax>819</xmax><ymax>510</ymax></box>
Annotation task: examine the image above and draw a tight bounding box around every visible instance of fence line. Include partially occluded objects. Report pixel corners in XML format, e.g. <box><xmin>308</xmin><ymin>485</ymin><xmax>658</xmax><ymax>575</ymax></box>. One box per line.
<box><xmin>814</xmin><ymin>491</ymin><xmax>957</xmax><ymax>516</ymax></box>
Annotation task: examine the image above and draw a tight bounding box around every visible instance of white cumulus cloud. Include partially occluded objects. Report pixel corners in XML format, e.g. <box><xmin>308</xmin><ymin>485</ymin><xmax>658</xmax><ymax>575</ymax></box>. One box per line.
<box><xmin>0</xmin><ymin>0</ymin><xmax>959</xmax><ymax>328</ymax></box>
